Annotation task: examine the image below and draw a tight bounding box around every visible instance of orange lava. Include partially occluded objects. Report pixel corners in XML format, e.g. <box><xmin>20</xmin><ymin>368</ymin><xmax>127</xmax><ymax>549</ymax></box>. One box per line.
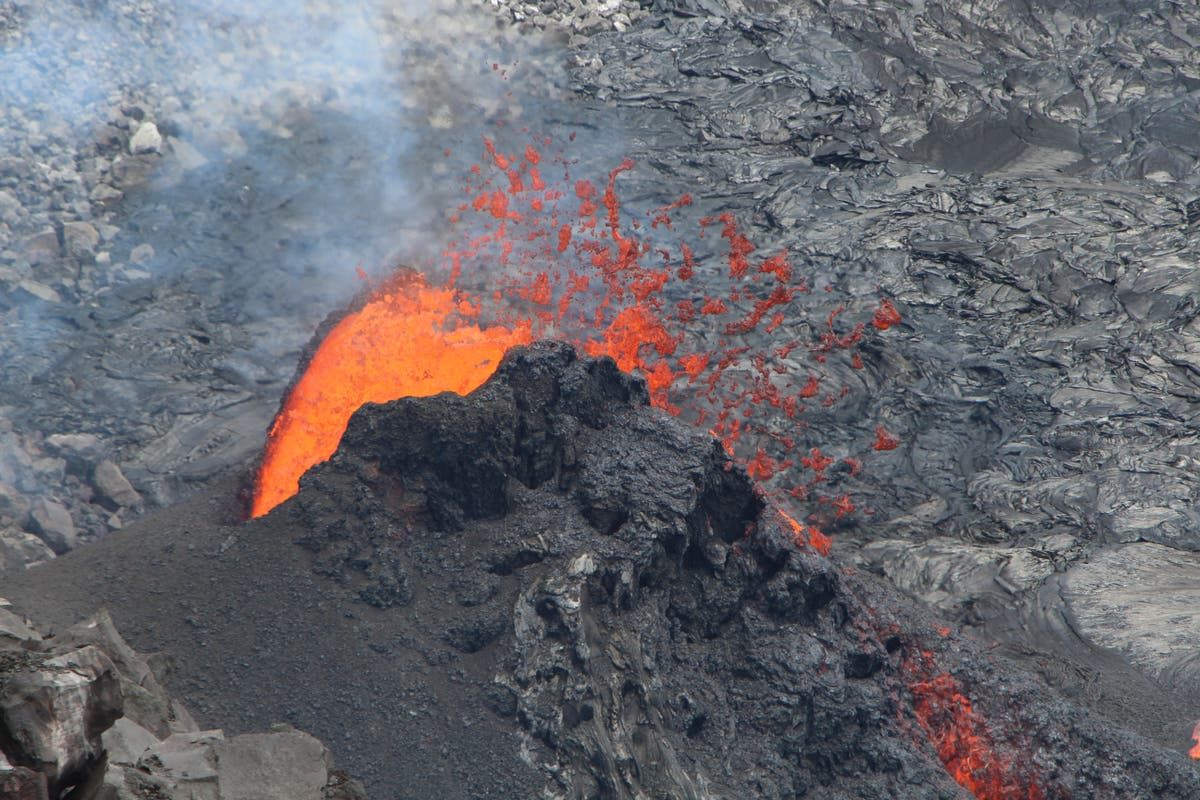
<box><xmin>906</xmin><ymin>652</ymin><xmax>1044</xmax><ymax>800</ymax></box>
<box><xmin>1190</xmin><ymin>721</ymin><xmax>1200</xmax><ymax>759</ymax></box>
<box><xmin>252</xmin><ymin>132</ymin><xmax>907</xmax><ymax>527</ymax></box>
<box><xmin>873</xmin><ymin>425</ymin><xmax>900</xmax><ymax>451</ymax></box>
<box><xmin>873</xmin><ymin>298</ymin><xmax>902</xmax><ymax>330</ymax></box>
<box><xmin>249</xmin><ymin>274</ymin><xmax>532</xmax><ymax>517</ymax></box>
<box><xmin>779</xmin><ymin>508</ymin><xmax>832</xmax><ymax>557</ymax></box>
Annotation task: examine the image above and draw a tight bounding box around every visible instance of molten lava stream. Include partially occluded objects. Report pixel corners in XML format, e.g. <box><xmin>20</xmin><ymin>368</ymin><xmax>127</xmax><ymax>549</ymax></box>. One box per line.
<box><xmin>249</xmin><ymin>275</ymin><xmax>532</xmax><ymax>518</ymax></box>
<box><xmin>906</xmin><ymin>652</ymin><xmax>1045</xmax><ymax>800</ymax></box>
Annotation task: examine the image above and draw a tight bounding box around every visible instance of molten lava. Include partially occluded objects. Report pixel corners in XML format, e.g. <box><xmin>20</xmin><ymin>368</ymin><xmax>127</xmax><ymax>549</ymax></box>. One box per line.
<box><xmin>1190</xmin><ymin>721</ymin><xmax>1200</xmax><ymax>759</ymax></box>
<box><xmin>252</xmin><ymin>132</ymin><xmax>906</xmax><ymax>533</ymax></box>
<box><xmin>249</xmin><ymin>274</ymin><xmax>532</xmax><ymax>517</ymax></box>
<box><xmin>905</xmin><ymin>651</ymin><xmax>1045</xmax><ymax>800</ymax></box>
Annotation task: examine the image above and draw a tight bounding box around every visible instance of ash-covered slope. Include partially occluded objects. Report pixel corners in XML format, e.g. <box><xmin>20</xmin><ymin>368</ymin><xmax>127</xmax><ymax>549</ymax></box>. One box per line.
<box><xmin>5</xmin><ymin>342</ymin><xmax>1199</xmax><ymax>799</ymax></box>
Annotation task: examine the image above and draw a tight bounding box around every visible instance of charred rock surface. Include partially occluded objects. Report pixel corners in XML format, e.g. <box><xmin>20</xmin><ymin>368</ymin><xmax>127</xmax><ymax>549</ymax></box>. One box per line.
<box><xmin>3</xmin><ymin>344</ymin><xmax>1199</xmax><ymax>798</ymax></box>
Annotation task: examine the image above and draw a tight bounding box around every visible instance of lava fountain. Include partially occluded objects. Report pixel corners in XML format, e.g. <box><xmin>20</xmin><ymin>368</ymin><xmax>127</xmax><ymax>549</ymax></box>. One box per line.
<box><xmin>240</xmin><ymin>133</ymin><xmax>1079</xmax><ymax>800</ymax></box>
<box><xmin>250</xmin><ymin>133</ymin><xmax>903</xmax><ymax>553</ymax></box>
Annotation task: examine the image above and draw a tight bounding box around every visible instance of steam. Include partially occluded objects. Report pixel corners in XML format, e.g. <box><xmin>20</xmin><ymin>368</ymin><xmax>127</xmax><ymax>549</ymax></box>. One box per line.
<box><xmin>0</xmin><ymin>0</ymin><xmax>580</xmax><ymax>306</ymax></box>
<box><xmin>0</xmin><ymin>0</ymin><xmax>588</xmax><ymax>520</ymax></box>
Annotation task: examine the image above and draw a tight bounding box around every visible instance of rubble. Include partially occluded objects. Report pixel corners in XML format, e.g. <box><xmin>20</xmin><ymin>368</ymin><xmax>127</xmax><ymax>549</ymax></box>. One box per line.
<box><xmin>0</xmin><ymin>605</ymin><xmax>364</xmax><ymax>800</ymax></box>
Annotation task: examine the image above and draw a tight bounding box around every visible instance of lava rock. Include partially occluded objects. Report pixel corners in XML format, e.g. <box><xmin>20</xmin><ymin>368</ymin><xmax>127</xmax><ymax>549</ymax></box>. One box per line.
<box><xmin>0</xmin><ymin>481</ymin><xmax>31</xmax><ymax>526</ymax></box>
<box><xmin>0</xmin><ymin>607</ymin><xmax>39</xmax><ymax>646</ymax></box>
<box><xmin>28</xmin><ymin>498</ymin><xmax>75</xmax><ymax>555</ymax></box>
<box><xmin>13</xmin><ymin>280</ymin><xmax>61</xmax><ymax>304</ymax></box>
<box><xmin>0</xmin><ymin>645</ymin><xmax>122</xmax><ymax>794</ymax></box>
<box><xmin>0</xmin><ymin>767</ymin><xmax>48</xmax><ymax>800</ymax></box>
<box><xmin>92</xmin><ymin>460</ymin><xmax>143</xmax><ymax>509</ymax></box>
<box><xmin>100</xmin><ymin>717</ymin><xmax>160</xmax><ymax>766</ymax></box>
<box><xmin>43</xmin><ymin>434</ymin><xmax>102</xmax><ymax>473</ymax></box>
<box><xmin>20</xmin><ymin>229</ymin><xmax>59</xmax><ymax>263</ymax></box>
<box><xmin>0</xmin><ymin>528</ymin><xmax>55</xmax><ymax>573</ymax></box>
<box><xmin>61</xmin><ymin>221</ymin><xmax>100</xmax><ymax>260</ymax></box>
<box><xmin>212</xmin><ymin>727</ymin><xmax>332</xmax><ymax>800</ymax></box>
<box><xmin>129</xmin><ymin>121</ymin><xmax>163</xmax><ymax>155</ymax></box>
<box><xmin>88</xmin><ymin>183</ymin><xmax>122</xmax><ymax>203</ymax></box>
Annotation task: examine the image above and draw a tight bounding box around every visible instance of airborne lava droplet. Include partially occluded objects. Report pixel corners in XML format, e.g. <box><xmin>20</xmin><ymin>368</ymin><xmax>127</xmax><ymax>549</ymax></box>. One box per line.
<box><xmin>873</xmin><ymin>298</ymin><xmax>902</xmax><ymax>330</ymax></box>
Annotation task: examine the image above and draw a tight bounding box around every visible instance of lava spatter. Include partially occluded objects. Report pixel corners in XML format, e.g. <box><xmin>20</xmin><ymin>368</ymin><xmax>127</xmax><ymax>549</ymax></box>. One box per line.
<box><xmin>903</xmin><ymin>650</ymin><xmax>1048</xmax><ymax>800</ymax></box>
<box><xmin>252</xmin><ymin>133</ymin><xmax>905</xmax><ymax>534</ymax></box>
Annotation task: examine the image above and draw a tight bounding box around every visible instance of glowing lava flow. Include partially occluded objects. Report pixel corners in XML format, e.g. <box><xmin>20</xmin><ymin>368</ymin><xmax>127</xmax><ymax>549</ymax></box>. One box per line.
<box><xmin>249</xmin><ymin>274</ymin><xmax>531</xmax><ymax>517</ymax></box>
<box><xmin>905</xmin><ymin>651</ymin><xmax>1045</xmax><ymax>800</ymax></box>
<box><xmin>1190</xmin><ymin>721</ymin><xmax>1200</xmax><ymax>759</ymax></box>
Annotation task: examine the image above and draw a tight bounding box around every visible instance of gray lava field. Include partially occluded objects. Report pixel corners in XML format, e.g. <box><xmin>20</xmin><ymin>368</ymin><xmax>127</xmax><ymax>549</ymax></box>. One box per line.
<box><xmin>2</xmin><ymin>1</ymin><xmax>1200</xmax><ymax>798</ymax></box>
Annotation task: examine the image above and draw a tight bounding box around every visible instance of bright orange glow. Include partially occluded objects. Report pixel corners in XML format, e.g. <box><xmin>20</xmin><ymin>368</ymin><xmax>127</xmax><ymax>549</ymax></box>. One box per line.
<box><xmin>249</xmin><ymin>274</ymin><xmax>532</xmax><ymax>517</ymax></box>
<box><xmin>250</xmin><ymin>134</ymin><xmax>906</xmax><ymax>524</ymax></box>
<box><xmin>778</xmin><ymin>508</ymin><xmax>832</xmax><ymax>557</ymax></box>
<box><xmin>1190</xmin><ymin>720</ymin><xmax>1200</xmax><ymax>759</ymax></box>
<box><xmin>906</xmin><ymin>652</ymin><xmax>1044</xmax><ymax>799</ymax></box>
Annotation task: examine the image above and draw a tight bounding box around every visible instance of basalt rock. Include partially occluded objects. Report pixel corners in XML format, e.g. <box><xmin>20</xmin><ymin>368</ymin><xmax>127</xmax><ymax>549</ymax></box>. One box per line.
<box><xmin>0</xmin><ymin>644</ymin><xmax>121</xmax><ymax>794</ymax></box>
<box><xmin>3</xmin><ymin>343</ymin><xmax>1199</xmax><ymax>799</ymax></box>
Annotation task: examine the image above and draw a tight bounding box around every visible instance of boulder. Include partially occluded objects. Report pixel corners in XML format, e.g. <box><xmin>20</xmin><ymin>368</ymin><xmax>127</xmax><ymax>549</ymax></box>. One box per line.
<box><xmin>0</xmin><ymin>607</ymin><xmax>39</xmax><ymax>646</ymax></box>
<box><xmin>93</xmin><ymin>461</ymin><xmax>143</xmax><ymax>510</ymax></box>
<box><xmin>62</xmin><ymin>221</ymin><xmax>100</xmax><ymax>261</ymax></box>
<box><xmin>129</xmin><ymin>122</ymin><xmax>163</xmax><ymax>155</ymax></box>
<box><xmin>43</xmin><ymin>433</ymin><xmax>103</xmax><ymax>473</ymax></box>
<box><xmin>0</xmin><ymin>528</ymin><xmax>57</xmax><ymax>573</ymax></box>
<box><xmin>20</xmin><ymin>229</ymin><xmax>59</xmax><ymax>264</ymax></box>
<box><xmin>215</xmin><ymin>728</ymin><xmax>331</xmax><ymax>800</ymax></box>
<box><xmin>100</xmin><ymin>717</ymin><xmax>159</xmax><ymax>766</ymax></box>
<box><xmin>0</xmin><ymin>645</ymin><xmax>122</xmax><ymax>792</ymax></box>
<box><xmin>28</xmin><ymin>499</ymin><xmax>76</xmax><ymax>555</ymax></box>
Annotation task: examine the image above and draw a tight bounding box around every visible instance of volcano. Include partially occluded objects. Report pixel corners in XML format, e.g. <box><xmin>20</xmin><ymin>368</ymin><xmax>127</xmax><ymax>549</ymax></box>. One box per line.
<box><xmin>5</xmin><ymin>342</ymin><xmax>1198</xmax><ymax>799</ymax></box>
<box><xmin>5</xmin><ymin>0</ymin><xmax>1200</xmax><ymax>797</ymax></box>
